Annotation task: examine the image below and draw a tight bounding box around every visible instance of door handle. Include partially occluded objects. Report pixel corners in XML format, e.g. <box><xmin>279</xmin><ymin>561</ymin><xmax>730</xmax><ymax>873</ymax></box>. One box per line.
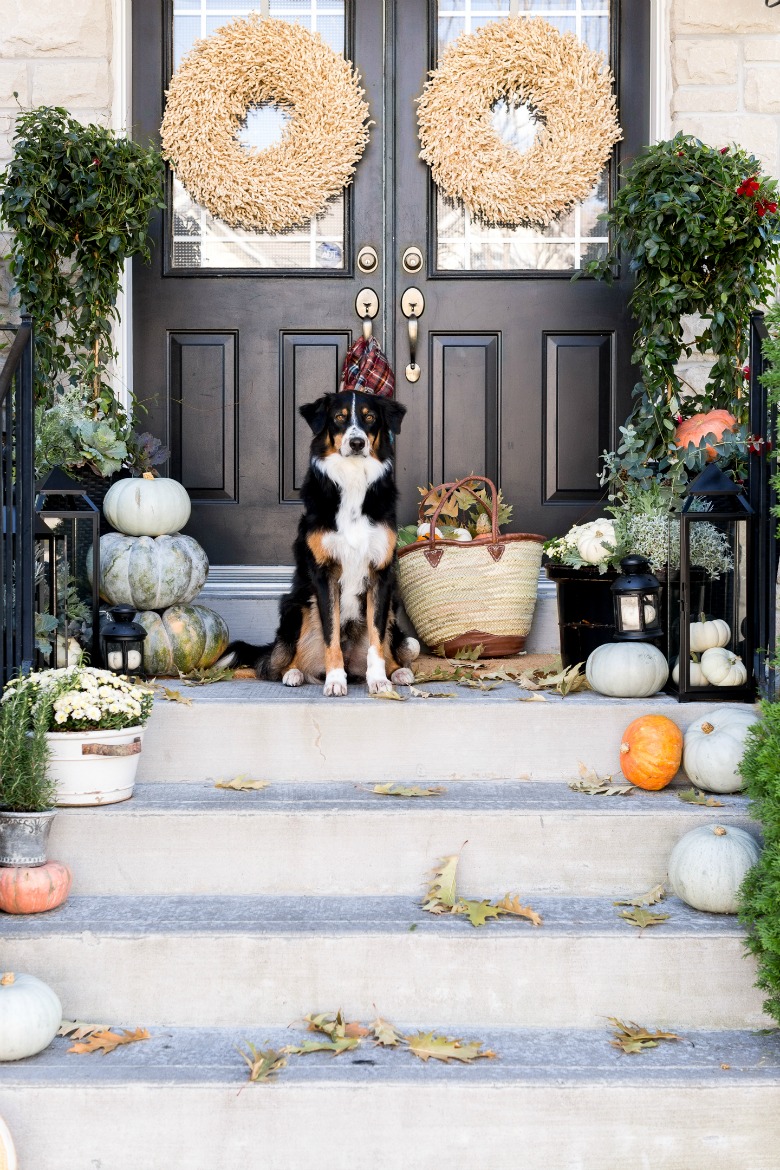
<box><xmin>356</xmin><ymin>288</ymin><xmax>379</xmax><ymax>342</ymax></box>
<box><xmin>400</xmin><ymin>287</ymin><xmax>424</xmax><ymax>384</ymax></box>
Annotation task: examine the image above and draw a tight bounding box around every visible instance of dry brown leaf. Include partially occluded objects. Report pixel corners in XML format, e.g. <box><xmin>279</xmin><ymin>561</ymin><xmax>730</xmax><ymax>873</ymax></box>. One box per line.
<box><xmin>283</xmin><ymin>1037</ymin><xmax>360</xmax><ymax>1056</ymax></box>
<box><xmin>495</xmin><ymin>893</ymin><xmax>543</xmax><ymax>927</ymax></box>
<box><xmin>371</xmin><ymin>1017</ymin><xmax>406</xmax><ymax>1047</ymax></box>
<box><xmin>406</xmin><ymin>1032</ymin><xmax>497</xmax><ymax>1064</ymax></box>
<box><xmin>239</xmin><ymin>1042</ymin><xmax>287</xmax><ymax>1082</ymax></box>
<box><xmin>372</xmin><ymin>783</ymin><xmax>446</xmax><ymax>798</ymax></box>
<box><xmin>570</xmin><ymin>763</ymin><xmax>635</xmax><ymax>797</ymax></box>
<box><xmin>68</xmin><ymin>1027</ymin><xmax>150</xmax><ymax>1055</ymax></box>
<box><xmin>214</xmin><ymin>775</ymin><xmax>270</xmax><ymax>791</ymax></box>
<box><xmin>370</xmin><ymin>689</ymin><xmax>407</xmax><ymax>701</ymax></box>
<box><xmin>161</xmin><ymin>687</ymin><xmax>192</xmax><ymax>706</ymax></box>
<box><xmin>517</xmin><ymin>693</ymin><xmax>548</xmax><ymax>702</ymax></box>
<box><xmin>409</xmin><ymin>686</ymin><xmax>456</xmax><ymax>700</ymax></box>
<box><xmin>454</xmin><ymin>898</ymin><xmax>502</xmax><ymax>927</ymax></box>
<box><xmin>608</xmin><ymin>1018</ymin><xmax>681</xmax><ymax>1054</ymax></box>
<box><xmin>423</xmin><ymin>853</ymin><xmax>460</xmax><ymax>914</ymax></box>
<box><xmin>614</xmin><ymin>884</ymin><xmax>666</xmax><ymax>908</ymax></box>
<box><xmin>58</xmin><ymin>1019</ymin><xmax>110</xmax><ymax>1040</ymax></box>
<box><xmin>677</xmin><ymin>788</ymin><xmax>725</xmax><ymax>807</ymax></box>
<box><xmin>618</xmin><ymin>907</ymin><xmax>671</xmax><ymax>929</ymax></box>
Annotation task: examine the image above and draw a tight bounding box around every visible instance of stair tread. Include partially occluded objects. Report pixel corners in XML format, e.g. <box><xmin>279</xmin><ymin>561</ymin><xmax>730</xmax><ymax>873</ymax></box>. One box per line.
<box><xmin>6</xmin><ymin>1025</ymin><xmax>779</xmax><ymax>1086</ymax></box>
<box><xmin>56</xmin><ymin>780</ymin><xmax>752</xmax><ymax>815</ymax></box>
<box><xmin>1</xmin><ymin>892</ymin><xmax>746</xmax><ymax>937</ymax></box>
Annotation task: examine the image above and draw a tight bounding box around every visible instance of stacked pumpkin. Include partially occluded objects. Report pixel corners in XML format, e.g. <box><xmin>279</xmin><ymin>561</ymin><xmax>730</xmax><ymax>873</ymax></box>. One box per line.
<box><xmin>96</xmin><ymin>475</ymin><xmax>229</xmax><ymax>675</ymax></box>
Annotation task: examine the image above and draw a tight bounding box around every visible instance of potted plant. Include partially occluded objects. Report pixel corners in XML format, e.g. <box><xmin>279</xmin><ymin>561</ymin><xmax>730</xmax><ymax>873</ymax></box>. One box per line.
<box><xmin>1</xmin><ymin>666</ymin><xmax>155</xmax><ymax>807</ymax></box>
<box><xmin>0</xmin><ymin>682</ymin><xmax>57</xmax><ymax>867</ymax></box>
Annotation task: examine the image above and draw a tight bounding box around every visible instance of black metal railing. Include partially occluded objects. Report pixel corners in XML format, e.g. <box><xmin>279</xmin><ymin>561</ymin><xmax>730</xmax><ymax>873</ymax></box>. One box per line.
<box><xmin>749</xmin><ymin>309</ymin><xmax>778</xmax><ymax>698</ymax></box>
<box><xmin>0</xmin><ymin>316</ymin><xmax>35</xmax><ymax>686</ymax></box>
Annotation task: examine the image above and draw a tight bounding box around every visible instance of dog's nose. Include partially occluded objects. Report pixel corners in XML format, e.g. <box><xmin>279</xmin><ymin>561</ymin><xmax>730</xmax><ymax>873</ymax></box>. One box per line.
<box><xmin>349</xmin><ymin>435</ymin><xmax>365</xmax><ymax>452</ymax></box>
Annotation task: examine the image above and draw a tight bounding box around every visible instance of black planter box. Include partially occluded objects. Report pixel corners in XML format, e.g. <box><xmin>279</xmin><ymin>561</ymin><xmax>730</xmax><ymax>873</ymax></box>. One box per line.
<box><xmin>545</xmin><ymin>563</ymin><xmax>619</xmax><ymax>667</ymax></box>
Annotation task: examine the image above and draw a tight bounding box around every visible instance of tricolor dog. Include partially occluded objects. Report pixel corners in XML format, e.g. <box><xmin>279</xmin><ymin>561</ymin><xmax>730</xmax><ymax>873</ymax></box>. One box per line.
<box><xmin>224</xmin><ymin>389</ymin><xmax>419</xmax><ymax>695</ymax></box>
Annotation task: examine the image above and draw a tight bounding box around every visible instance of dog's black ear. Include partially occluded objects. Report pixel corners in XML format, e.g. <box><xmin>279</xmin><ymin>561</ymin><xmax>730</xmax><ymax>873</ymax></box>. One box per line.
<box><xmin>377</xmin><ymin>397</ymin><xmax>406</xmax><ymax>435</ymax></box>
<box><xmin>299</xmin><ymin>395</ymin><xmax>331</xmax><ymax>434</ymax></box>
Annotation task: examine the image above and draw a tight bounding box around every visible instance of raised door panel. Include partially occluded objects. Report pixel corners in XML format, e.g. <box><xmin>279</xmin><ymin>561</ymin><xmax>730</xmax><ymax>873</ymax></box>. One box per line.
<box><xmin>280</xmin><ymin>332</ymin><xmax>351</xmax><ymax>503</ymax></box>
<box><xmin>543</xmin><ymin>333</ymin><xmax>613</xmax><ymax>505</ymax></box>
<box><xmin>430</xmin><ymin>334</ymin><xmax>500</xmax><ymax>487</ymax></box>
<box><xmin>169</xmin><ymin>332</ymin><xmax>237</xmax><ymax>502</ymax></box>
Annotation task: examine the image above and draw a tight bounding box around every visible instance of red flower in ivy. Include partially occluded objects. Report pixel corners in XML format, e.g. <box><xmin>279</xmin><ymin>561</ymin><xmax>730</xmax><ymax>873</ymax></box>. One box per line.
<box><xmin>756</xmin><ymin>199</ymin><xmax>778</xmax><ymax>218</ymax></box>
<box><xmin>737</xmin><ymin>176</ymin><xmax>761</xmax><ymax>198</ymax></box>
<box><xmin>719</xmin><ymin>147</ymin><xmax>729</xmax><ymax>154</ymax></box>
<box><xmin>747</xmin><ymin>434</ymin><xmax>772</xmax><ymax>455</ymax></box>
<box><xmin>743</xmin><ymin>364</ymin><xmax>750</xmax><ymax>380</ymax></box>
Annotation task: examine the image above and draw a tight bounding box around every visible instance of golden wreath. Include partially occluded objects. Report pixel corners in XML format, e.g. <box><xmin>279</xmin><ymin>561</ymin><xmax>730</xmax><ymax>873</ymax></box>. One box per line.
<box><xmin>417</xmin><ymin>17</ymin><xmax>622</xmax><ymax>227</ymax></box>
<box><xmin>161</xmin><ymin>16</ymin><xmax>371</xmax><ymax>234</ymax></box>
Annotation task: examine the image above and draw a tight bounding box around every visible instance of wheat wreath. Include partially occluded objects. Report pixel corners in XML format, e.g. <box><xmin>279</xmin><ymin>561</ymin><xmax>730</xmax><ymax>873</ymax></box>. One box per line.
<box><xmin>160</xmin><ymin>15</ymin><xmax>371</xmax><ymax>233</ymax></box>
<box><xmin>417</xmin><ymin>17</ymin><xmax>622</xmax><ymax>227</ymax></box>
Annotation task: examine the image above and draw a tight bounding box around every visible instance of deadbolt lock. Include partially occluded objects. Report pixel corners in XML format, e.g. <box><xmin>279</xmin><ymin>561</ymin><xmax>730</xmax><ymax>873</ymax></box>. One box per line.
<box><xmin>357</xmin><ymin>246</ymin><xmax>379</xmax><ymax>273</ymax></box>
<box><xmin>402</xmin><ymin>246</ymin><xmax>424</xmax><ymax>274</ymax></box>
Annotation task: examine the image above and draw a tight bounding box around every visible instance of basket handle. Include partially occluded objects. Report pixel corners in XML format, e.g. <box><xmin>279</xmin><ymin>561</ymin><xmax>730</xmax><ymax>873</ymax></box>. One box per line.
<box><xmin>424</xmin><ymin>476</ymin><xmax>501</xmax><ymax>546</ymax></box>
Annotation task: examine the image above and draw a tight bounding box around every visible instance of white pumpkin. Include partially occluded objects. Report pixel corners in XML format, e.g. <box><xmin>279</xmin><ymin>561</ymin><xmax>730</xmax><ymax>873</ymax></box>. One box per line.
<box><xmin>671</xmin><ymin>657</ymin><xmax>707</xmax><ymax>687</ymax></box>
<box><xmin>575</xmin><ymin>518</ymin><xmax>616</xmax><ymax>564</ymax></box>
<box><xmin>103</xmin><ymin>474</ymin><xmax>191</xmax><ymax>537</ymax></box>
<box><xmin>93</xmin><ymin>533</ymin><xmax>209</xmax><ymax>610</ymax></box>
<box><xmin>700</xmin><ymin>647</ymin><xmax>748</xmax><ymax>688</ymax></box>
<box><xmin>683</xmin><ymin>706</ymin><xmax>760</xmax><ymax>793</ymax></box>
<box><xmin>0</xmin><ymin>1116</ymin><xmax>17</xmax><ymax>1170</ymax></box>
<box><xmin>0</xmin><ymin>971</ymin><xmax>62</xmax><ymax>1061</ymax></box>
<box><xmin>416</xmin><ymin>523</ymin><xmax>444</xmax><ymax>540</ymax></box>
<box><xmin>668</xmin><ymin>824</ymin><xmax>761</xmax><ymax>913</ymax></box>
<box><xmin>585</xmin><ymin>641</ymin><xmax>669</xmax><ymax>697</ymax></box>
<box><xmin>689</xmin><ymin>616</ymin><xmax>731</xmax><ymax>653</ymax></box>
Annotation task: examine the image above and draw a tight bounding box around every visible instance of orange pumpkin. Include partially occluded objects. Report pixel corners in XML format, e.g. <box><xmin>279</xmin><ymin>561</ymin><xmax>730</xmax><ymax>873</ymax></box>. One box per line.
<box><xmin>0</xmin><ymin>861</ymin><xmax>72</xmax><ymax>915</ymax></box>
<box><xmin>674</xmin><ymin>410</ymin><xmax>737</xmax><ymax>462</ymax></box>
<box><xmin>620</xmin><ymin>715</ymin><xmax>683</xmax><ymax>790</ymax></box>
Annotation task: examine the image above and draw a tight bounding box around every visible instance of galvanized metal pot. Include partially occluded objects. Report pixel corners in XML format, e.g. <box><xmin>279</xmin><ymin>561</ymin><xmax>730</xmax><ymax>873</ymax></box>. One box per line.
<box><xmin>0</xmin><ymin>810</ymin><xmax>56</xmax><ymax>867</ymax></box>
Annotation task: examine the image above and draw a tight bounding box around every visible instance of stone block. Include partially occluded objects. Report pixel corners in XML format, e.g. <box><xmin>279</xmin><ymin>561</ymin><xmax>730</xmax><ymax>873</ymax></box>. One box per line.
<box><xmin>1</xmin><ymin>0</ymin><xmax>111</xmax><ymax>58</ymax></box>
<box><xmin>673</xmin><ymin>0</ymin><xmax>780</xmax><ymax>35</ymax></box>
<box><xmin>672</xmin><ymin>114</ymin><xmax>779</xmax><ymax>174</ymax></box>
<box><xmin>673</xmin><ymin>39</ymin><xmax>738</xmax><ymax>86</ymax></box>
<box><xmin>744</xmin><ymin>67</ymin><xmax>780</xmax><ymax>115</ymax></box>
<box><xmin>743</xmin><ymin>37</ymin><xmax>780</xmax><ymax>63</ymax></box>
<box><xmin>0</xmin><ymin>61</ymin><xmax>28</xmax><ymax>107</ymax></box>
<box><xmin>672</xmin><ymin>87</ymin><xmax>738</xmax><ymax>115</ymax></box>
<box><xmin>32</xmin><ymin>61</ymin><xmax>111</xmax><ymax>109</ymax></box>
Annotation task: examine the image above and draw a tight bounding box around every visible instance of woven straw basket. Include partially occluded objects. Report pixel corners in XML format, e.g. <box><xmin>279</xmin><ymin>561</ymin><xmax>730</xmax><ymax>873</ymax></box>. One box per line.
<box><xmin>397</xmin><ymin>477</ymin><xmax>545</xmax><ymax>657</ymax></box>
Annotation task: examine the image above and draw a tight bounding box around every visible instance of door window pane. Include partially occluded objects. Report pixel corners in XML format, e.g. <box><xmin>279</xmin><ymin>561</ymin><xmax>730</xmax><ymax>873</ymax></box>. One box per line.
<box><xmin>170</xmin><ymin>2</ymin><xmax>346</xmax><ymax>270</ymax></box>
<box><xmin>435</xmin><ymin>0</ymin><xmax>612</xmax><ymax>272</ymax></box>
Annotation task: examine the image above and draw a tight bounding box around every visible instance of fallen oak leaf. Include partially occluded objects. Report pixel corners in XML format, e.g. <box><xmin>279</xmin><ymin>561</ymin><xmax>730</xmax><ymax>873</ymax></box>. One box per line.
<box><xmin>303</xmin><ymin>1009</ymin><xmax>368</xmax><ymax>1040</ymax></box>
<box><xmin>161</xmin><ymin>687</ymin><xmax>192</xmax><ymax>706</ymax></box>
<box><xmin>422</xmin><ymin>853</ymin><xmax>460</xmax><ymax>913</ymax></box>
<box><xmin>517</xmin><ymin>692</ymin><xmax>549</xmax><ymax>702</ymax></box>
<box><xmin>454</xmin><ymin>898</ymin><xmax>503</xmax><ymax>928</ymax></box>
<box><xmin>614</xmin><ymin>883</ymin><xmax>666</xmax><ymax>908</ymax></box>
<box><xmin>677</xmin><ymin>788</ymin><xmax>725</xmax><ymax>807</ymax></box>
<box><xmin>618</xmin><ymin>907</ymin><xmax>671</xmax><ymax>929</ymax></box>
<box><xmin>68</xmin><ymin>1027</ymin><xmax>150</xmax><ymax>1055</ymax></box>
<box><xmin>370</xmin><ymin>689</ymin><xmax>407</xmax><ymax>701</ymax></box>
<box><xmin>569</xmin><ymin>778</ymin><xmax>635</xmax><ymax>797</ymax></box>
<box><xmin>494</xmin><ymin>893</ymin><xmax>543</xmax><ymax>926</ymax></box>
<box><xmin>607</xmin><ymin>1018</ymin><xmax>681</xmax><ymax>1055</ymax></box>
<box><xmin>179</xmin><ymin>666</ymin><xmax>236</xmax><ymax>685</ymax></box>
<box><xmin>370</xmin><ymin>1017</ymin><xmax>406</xmax><ymax>1047</ymax></box>
<box><xmin>282</xmin><ymin>1037</ymin><xmax>360</xmax><ymax>1056</ymax></box>
<box><xmin>406</xmin><ymin>1032</ymin><xmax>497</xmax><ymax>1064</ymax></box>
<box><xmin>372</xmin><ymin>783</ymin><xmax>446</xmax><ymax>798</ymax></box>
<box><xmin>238</xmin><ymin>1042</ymin><xmax>287</xmax><ymax>1083</ymax></box>
<box><xmin>409</xmin><ymin>686</ymin><xmax>456</xmax><ymax>700</ymax></box>
<box><xmin>58</xmin><ymin>1019</ymin><xmax>111</xmax><ymax>1040</ymax></box>
<box><xmin>214</xmin><ymin>775</ymin><xmax>270</xmax><ymax>791</ymax></box>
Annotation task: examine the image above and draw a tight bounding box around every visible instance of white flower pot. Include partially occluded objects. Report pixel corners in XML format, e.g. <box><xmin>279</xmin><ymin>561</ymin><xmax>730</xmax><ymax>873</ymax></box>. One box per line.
<box><xmin>46</xmin><ymin>726</ymin><xmax>145</xmax><ymax>807</ymax></box>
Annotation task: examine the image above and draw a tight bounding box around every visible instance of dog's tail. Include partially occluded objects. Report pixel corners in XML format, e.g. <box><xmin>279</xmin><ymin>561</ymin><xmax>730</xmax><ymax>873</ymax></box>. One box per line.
<box><xmin>215</xmin><ymin>640</ymin><xmax>275</xmax><ymax>676</ymax></box>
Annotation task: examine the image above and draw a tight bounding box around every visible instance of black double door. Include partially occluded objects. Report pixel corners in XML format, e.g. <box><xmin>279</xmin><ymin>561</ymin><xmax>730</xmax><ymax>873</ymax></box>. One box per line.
<box><xmin>132</xmin><ymin>0</ymin><xmax>650</xmax><ymax>564</ymax></box>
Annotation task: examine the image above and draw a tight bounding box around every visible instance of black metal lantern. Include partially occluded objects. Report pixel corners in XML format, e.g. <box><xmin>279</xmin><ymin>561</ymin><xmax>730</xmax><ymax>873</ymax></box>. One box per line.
<box><xmin>670</xmin><ymin>463</ymin><xmax>754</xmax><ymax>702</ymax></box>
<box><xmin>610</xmin><ymin>555</ymin><xmax>664</xmax><ymax>641</ymax></box>
<box><xmin>100</xmin><ymin>605</ymin><xmax>147</xmax><ymax>677</ymax></box>
<box><xmin>34</xmin><ymin>469</ymin><xmax>101</xmax><ymax>668</ymax></box>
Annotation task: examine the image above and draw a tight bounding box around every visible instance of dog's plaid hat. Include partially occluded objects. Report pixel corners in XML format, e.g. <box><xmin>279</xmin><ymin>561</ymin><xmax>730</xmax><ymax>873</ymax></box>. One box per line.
<box><xmin>339</xmin><ymin>335</ymin><xmax>395</xmax><ymax>398</ymax></box>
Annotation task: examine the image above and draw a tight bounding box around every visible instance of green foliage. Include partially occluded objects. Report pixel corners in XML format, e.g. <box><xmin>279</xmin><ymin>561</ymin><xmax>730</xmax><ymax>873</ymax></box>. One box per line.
<box><xmin>761</xmin><ymin>303</ymin><xmax>780</xmax><ymax>531</ymax></box>
<box><xmin>0</xmin><ymin>104</ymin><xmax>165</xmax><ymax>414</ymax></box>
<box><xmin>0</xmin><ymin>679</ymin><xmax>55</xmax><ymax>812</ymax></box>
<box><xmin>739</xmin><ymin>701</ymin><xmax>780</xmax><ymax>1024</ymax></box>
<box><xmin>582</xmin><ymin>133</ymin><xmax>780</xmax><ymax>490</ymax></box>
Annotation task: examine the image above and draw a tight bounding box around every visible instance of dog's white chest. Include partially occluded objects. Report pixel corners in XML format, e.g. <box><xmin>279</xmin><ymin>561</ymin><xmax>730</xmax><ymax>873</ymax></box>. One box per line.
<box><xmin>318</xmin><ymin>454</ymin><xmax>390</xmax><ymax>623</ymax></box>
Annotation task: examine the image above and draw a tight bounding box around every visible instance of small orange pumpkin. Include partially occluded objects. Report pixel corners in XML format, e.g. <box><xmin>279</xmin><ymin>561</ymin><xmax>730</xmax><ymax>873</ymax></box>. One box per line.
<box><xmin>620</xmin><ymin>715</ymin><xmax>683</xmax><ymax>790</ymax></box>
<box><xmin>674</xmin><ymin>410</ymin><xmax>737</xmax><ymax>462</ymax></box>
<box><xmin>0</xmin><ymin>861</ymin><xmax>72</xmax><ymax>915</ymax></box>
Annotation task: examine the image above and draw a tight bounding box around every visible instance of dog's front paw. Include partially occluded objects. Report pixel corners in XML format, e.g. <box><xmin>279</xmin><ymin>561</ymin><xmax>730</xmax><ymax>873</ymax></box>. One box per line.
<box><xmin>390</xmin><ymin>666</ymin><xmax>415</xmax><ymax>687</ymax></box>
<box><xmin>368</xmin><ymin>676</ymin><xmax>393</xmax><ymax>694</ymax></box>
<box><xmin>323</xmin><ymin>669</ymin><xmax>348</xmax><ymax>697</ymax></box>
<box><xmin>398</xmin><ymin>637</ymin><xmax>421</xmax><ymax>665</ymax></box>
<box><xmin>282</xmin><ymin>668</ymin><xmax>304</xmax><ymax>687</ymax></box>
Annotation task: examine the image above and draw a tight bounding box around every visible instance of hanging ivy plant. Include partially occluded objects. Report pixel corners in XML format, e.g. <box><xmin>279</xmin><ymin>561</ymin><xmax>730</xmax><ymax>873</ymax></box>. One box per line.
<box><xmin>583</xmin><ymin>133</ymin><xmax>780</xmax><ymax>494</ymax></box>
<box><xmin>0</xmin><ymin>105</ymin><xmax>165</xmax><ymax>415</ymax></box>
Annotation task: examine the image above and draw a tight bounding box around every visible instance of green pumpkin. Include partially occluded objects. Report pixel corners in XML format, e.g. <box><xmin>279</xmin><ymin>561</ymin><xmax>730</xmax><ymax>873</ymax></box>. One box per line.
<box><xmin>95</xmin><ymin>533</ymin><xmax>209</xmax><ymax>610</ymax></box>
<box><xmin>136</xmin><ymin>605</ymin><xmax>230</xmax><ymax>675</ymax></box>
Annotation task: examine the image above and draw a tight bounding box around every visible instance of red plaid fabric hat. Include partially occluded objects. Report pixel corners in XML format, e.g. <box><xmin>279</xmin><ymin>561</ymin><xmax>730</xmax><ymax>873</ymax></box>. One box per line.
<box><xmin>339</xmin><ymin>335</ymin><xmax>395</xmax><ymax>398</ymax></box>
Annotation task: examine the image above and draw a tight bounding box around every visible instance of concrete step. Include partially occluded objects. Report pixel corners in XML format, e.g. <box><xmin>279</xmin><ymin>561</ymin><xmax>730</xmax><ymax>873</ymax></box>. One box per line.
<box><xmin>3</xmin><ymin>1025</ymin><xmax>779</xmax><ymax>1170</ymax></box>
<box><xmin>137</xmin><ymin>680</ymin><xmax>748</xmax><ymax>783</ymax></box>
<box><xmin>49</xmin><ymin>781</ymin><xmax>757</xmax><ymax>897</ymax></box>
<box><xmin>2</xmin><ymin>894</ymin><xmax>767</xmax><ymax>1029</ymax></box>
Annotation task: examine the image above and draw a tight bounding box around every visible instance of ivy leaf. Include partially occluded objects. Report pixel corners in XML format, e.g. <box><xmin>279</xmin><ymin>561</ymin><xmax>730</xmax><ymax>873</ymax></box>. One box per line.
<box><xmin>68</xmin><ymin>1027</ymin><xmax>150</xmax><ymax>1054</ymax></box>
<box><xmin>608</xmin><ymin>1018</ymin><xmax>681</xmax><ymax>1055</ymax></box>
<box><xmin>677</xmin><ymin>788</ymin><xmax>724</xmax><ymax>807</ymax></box>
<box><xmin>614</xmin><ymin>883</ymin><xmax>666</xmax><ymax>908</ymax></box>
<box><xmin>454</xmin><ymin>898</ymin><xmax>503</xmax><ymax>928</ymax></box>
<box><xmin>618</xmin><ymin>908</ymin><xmax>671</xmax><ymax>929</ymax></box>
<box><xmin>406</xmin><ymin>1032</ymin><xmax>497</xmax><ymax>1064</ymax></box>
<box><xmin>214</xmin><ymin>775</ymin><xmax>270</xmax><ymax>791</ymax></box>
<box><xmin>58</xmin><ymin>1019</ymin><xmax>110</xmax><ymax>1040</ymax></box>
<box><xmin>370</xmin><ymin>689</ymin><xmax>407</xmax><ymax>701</ymax></box>
<box><xmin>371</xmin><ymin>1017</ymin><xmax>406</xmax><ymax>1047</ymax></box>
<box><xmin>372</xmin><ymin>783</ymin><xmax>446</xmax><ymax>798</ymax></box>
<box><xmin>238</xmin><ymin>1042</ymin><xmax>287</xmax><ymax>1083</ymax></box>
<box><xmin>494</xmin><ymin>893</ymin><xmax>543</xmax><ymax>926</ymax></box>
<box><xmin>423</xmin><ymin>853</ymin><xmax>460</xmax><ymax>913</ymax></box>
<box><xmin>161</xmin><ymin>687</ymin><xmax>192</xmax><ymax>706</ymax></box>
